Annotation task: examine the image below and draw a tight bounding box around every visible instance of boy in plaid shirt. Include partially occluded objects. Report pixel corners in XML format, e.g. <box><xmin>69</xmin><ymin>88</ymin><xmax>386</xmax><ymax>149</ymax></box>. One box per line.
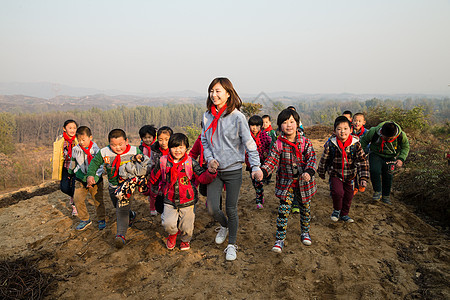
<box><xmin>260</xmin><ymin>109</ymin><xmax>317</xmax><ymax>253</ymax></box>
<box><xmin>317</xmin><ymin>116</ymin><xmax>369</xmax><ymax>223</ymax></box>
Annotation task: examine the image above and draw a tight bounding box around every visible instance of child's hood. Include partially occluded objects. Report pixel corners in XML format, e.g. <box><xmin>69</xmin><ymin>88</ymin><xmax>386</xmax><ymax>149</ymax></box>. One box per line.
<box><xmin>330</xmin><ymin>135</ymin><xmax>359</xmax><ymax>149</ymax></box>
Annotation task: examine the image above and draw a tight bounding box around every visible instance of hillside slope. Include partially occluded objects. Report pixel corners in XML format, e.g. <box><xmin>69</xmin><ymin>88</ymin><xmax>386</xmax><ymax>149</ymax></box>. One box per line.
<box><xmin>0</xmin><ymin>139</ymin><xmax>448</xmax><ymax>299</ymax></box>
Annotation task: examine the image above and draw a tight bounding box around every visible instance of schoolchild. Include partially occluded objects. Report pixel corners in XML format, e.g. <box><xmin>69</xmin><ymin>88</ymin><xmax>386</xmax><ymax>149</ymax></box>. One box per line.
<box><xmin>260</xmin><ymin>109</ymin><xmax>317</xmax><ymax>253</ymax></box>
<box><xmin>52</xmin><ymin>119</ymin><xmax>78</xmax><ymax>216</ymax></box>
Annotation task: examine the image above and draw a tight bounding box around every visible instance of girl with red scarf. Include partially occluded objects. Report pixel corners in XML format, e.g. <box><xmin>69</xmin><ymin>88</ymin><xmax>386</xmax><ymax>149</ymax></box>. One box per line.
<box><xmin>245</xmin><ymin>115</ymin><xmax>272</xmax><ymax>209</ymax></box>
<box><xmin>260</xmin><ymin>109</ymin><xmax>317</xmax><ymax>253</ymax></box>
<box><xmin>148</xmin><ymin>126</ymin><xmax>173</xmax><ymax>215</ymax></box>
<box><xmin>150</xmin><ymin>133</ymin><xmax>216</xmax><ymax>251</ymax></box>
<box><xmin>52</xmin><ymin>119</ymin><xmax>78</xmax><ymax>216</ymax></box>
<box><xmin>317</xmin><ymin>116</ymin><xmax>370</xmax><ymax>224</ymax></box>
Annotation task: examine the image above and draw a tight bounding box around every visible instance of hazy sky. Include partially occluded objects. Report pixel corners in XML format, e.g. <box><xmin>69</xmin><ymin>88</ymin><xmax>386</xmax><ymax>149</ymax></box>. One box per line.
<box><xmin>1</xmin><ymin>0</ymin><xmax>449</xmax><ymax>95</ymax></box>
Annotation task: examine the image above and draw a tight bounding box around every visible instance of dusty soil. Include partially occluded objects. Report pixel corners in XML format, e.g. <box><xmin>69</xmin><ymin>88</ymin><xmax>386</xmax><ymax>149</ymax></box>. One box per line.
<box><xmin>0</xmin><ymin>139</ymin><xmax>449</xmax><ymax>299</ymax></box>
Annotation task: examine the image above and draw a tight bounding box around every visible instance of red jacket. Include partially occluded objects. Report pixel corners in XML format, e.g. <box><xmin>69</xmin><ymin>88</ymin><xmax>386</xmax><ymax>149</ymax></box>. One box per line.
<box><xmin>149</xmin><ymin>155</ymin><xmax>216</xmax><ymax>208</ymax></box>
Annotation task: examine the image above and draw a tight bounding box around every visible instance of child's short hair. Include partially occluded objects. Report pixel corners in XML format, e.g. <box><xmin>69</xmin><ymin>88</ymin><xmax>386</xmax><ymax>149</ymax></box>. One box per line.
<box><xmin>168</xmin><ymin>133</ymin><xmax>189</xmax><ymax>149</ymax></box>
<box><xmin>157</xmin><ymin>126</ymin><xmax>173</xmax><ymax>137</ymax></box>
<box><xmin>277</xmin><ymin>108</ymin><xmax>300</xmax><ymax>129</ymax></box>
<box><xmin>76</xmin><ymin>126</ymin><xmax>92</xmax><ymax>137</ymax></box>
<box><xmin>334</xmin><ymin>116</ymin><xmax>352</xmax><ymax>130</ymax></box>
<box><xmin>342</xmin><ymin>110</ymin><xmax>353</xmax><ymax>117</ymax></box>
<box><xmin>381</xmin><ymin>122</ymin><xmax>397</xmax><ymax>137</ymax></box>
<box><xmin>139</xmin><ymin>125</ymin><xmax>157</xmax><ymax>139</ymax></box>
<box><xmin>262</xmin><ymin>115</ymin><xmax>271</xmax><ymax>121</ymax></box>
<box><xmin>248</xmin><ymin>115</ymin><xmax>263</xmax><ymax>126</ymax></box>
<box><xmin>287</xmin><ymin>106</ymin><xmax>296</xmax><ymax>111</ymax></box>
<box><xmin>63</xmin><ymin>119</ymin><xmax>78</xmax><ymax>128</ymax></box>
<box><xmin>353</xmin><ymin>112</ymin><xmax>365</xmax><ymax>120</ymax></box>
<box><xmin>108</xmin><ymin>129</ymin><xmax>127</xmax><ymax>141</ymax></box>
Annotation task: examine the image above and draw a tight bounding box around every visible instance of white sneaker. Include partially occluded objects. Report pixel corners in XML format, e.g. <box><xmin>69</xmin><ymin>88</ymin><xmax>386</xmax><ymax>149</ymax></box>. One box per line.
<box><xmin>215</xmin><ymin>226</ymin><xmax>228</xmax><ymax>244</ymax></box>
<box><xmin>224</xmin><ymin>244</ymin><xmax>237</xmax><ymax>261</ymax></box>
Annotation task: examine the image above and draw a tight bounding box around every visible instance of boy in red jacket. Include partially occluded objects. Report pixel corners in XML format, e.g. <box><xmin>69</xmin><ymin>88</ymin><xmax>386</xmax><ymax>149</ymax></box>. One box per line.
<box><xmin>150</xmin><ymin>133</ymin><xmax>217</xmax><ymax>251</ymax></box>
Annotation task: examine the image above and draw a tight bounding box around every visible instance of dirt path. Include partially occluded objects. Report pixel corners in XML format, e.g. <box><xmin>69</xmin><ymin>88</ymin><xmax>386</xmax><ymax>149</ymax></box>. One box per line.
<box><xmin>0</xmin><ymin>139</ymin><xmax>449</xmax><ymax>299</ymax></box>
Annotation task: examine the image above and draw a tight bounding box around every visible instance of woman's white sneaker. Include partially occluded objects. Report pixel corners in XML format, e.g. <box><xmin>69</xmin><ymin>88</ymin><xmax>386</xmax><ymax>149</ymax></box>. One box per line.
<box><xmin>215</xmin><ymin>226</ymin><xmax>228</xmax><ymax>244</ymax></box>
<box><xmin>224</xmin><ymin>244</ymin><xmax>237</xmax><ymax>261</ymax></box>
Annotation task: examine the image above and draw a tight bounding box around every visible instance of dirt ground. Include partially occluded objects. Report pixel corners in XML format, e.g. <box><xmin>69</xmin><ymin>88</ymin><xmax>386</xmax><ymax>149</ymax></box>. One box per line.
<box><xmin>0</xmin><ymin>139</ymin><xmax>449</xmax><ymax>299</ymax></box>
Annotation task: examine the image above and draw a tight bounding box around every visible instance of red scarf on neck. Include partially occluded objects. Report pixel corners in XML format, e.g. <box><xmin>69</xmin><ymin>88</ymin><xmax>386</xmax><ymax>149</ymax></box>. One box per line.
<box><xmin>160</xmin><ymin>147</ymin><xmax>169</xmax><ymax>156</ymax></box>
<box><xmin>278</xmin><ymin>135</ymin><xmax>303</xmax><ymax>163</ymax></box>
<box><xmin>167</xmin><ymin>153</ymin><xmax>188</xmax><ymax>187</ymax></box>
<box><xmin>251</xmin><ymin>131</ymin><xmax>261</xmax><ymax>149</ymax></box>
<box><xmin>63</xmin><ymin>132</ymin><xmax>76</xmax><ymax>158</ymax></box>
<box><xmin>336</xmin><ymin>136</ymin><xmax>352</xmax><ymax>179</ymax></box>
<box><xmin>142</xmin><ymin>142</ymin><xmax>152</xmax><ymax>156</ymax></box>
<box><xmin>355</xmin><ymin>126</ymin><xmax>365</xmax><ymax>137</ymax></box>
<box><xmin>380</xmin><ymin>135</ymin><xmax>398</xmax><ymax>152</ymax></box>
<box><xmin>81</xmin><ymin>141</ymin><xmax>94</xmax><ymax>164</ymax></box>
<box><xmin>111</xmin><ymin>144</ymin><xmax>131</xmax><ymax>177</ymax></box>
<box><xmin>264</xmin><ymin>125</ymin><xmax>274</xmax><ymax>132</ymax></box>
<box><xmin>204</xmin><ymin>104</ymin><xmax>227</xmax><ymax>145</ymax></box>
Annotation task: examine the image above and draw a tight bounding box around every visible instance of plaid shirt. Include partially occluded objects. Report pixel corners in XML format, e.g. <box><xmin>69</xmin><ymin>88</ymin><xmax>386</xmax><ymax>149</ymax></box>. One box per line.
<box><xmin>317</xmin><ymin>136</ymin><xmax>369</xmax><ymax>183</ymax></box>
<box><xmin>261</xmin><ymin>133</ymin><xmax>317</xmax><ymax>203</ymax></box>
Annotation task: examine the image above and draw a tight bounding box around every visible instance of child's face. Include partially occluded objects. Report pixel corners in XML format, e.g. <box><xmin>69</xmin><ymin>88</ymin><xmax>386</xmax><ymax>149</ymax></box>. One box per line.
<box><xmin>142</xmin><ymin>133</ymin><xmax>154</xmax><ymax>146</ymax></box>
<box><xmin>334</xmin><ymin>122</ymin><xmax>352</xmax><ymax>142</ymax></box>
<box><xmin>280</xmin><ymin>116</ymin><xmax>298</xmax><ymax>138</ymax></box>
<box><xmin>353</xmin><ymin>115</ymin><xmax>366</xmax><ymax>130</ymax></box>
<box><xmin>250</xmin><ymin>125</ymin><xmax>261</xmax><ymax>135</ymax></box>
<box><xmin>170</xmin><ymin>144</ymin><xmax>187</xmax><ymax>161</ymax></box>
<box><xmin>210</xmin><ymin>83</ymin><xmax>230</xmax><ymax>109</ymax></box>
<box><xmin>64</xmin><ymin>122</ymin><xmax>77</xmax><ymax>137</ymax></box>
<box><xmin>109</xmin><ymin>137</ymin><xmax>129</xmax><ymax>155</ymax></box>
<box><xmin>77</xmin><ymin>134</ymin><xmax>92</xmax><ymax>148</ymax></box>
<box><xmin>158</xmin><ymin>133</ymin><xmax>170</xmax><ymax>150</ymax></box>
<box><xmin>343</xmin><ymin>114</ymin><xmax>352</xmax><ymax>122</ymax></box>
<box><xmin>262</xmin><ymin>118</ymin><xmax>271</xmax><ymax>130</ymax></box>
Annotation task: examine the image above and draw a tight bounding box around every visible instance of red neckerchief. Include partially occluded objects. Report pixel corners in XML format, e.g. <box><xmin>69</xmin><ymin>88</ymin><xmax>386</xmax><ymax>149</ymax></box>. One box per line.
<box><xmin>264</xmin><ymin>125</ymin><xmax>274</xmax><ymax>132</ymax></box>
<box><xmin>63</xmin><ymin>132</ymin><xmax>76</xmax><ymax>158</ymax></box>
<box><xmin>167</xmin><ymin>153</ymin><xmax>188</xmax><ymax>187</ymax></box>
<box><xmin>204</xmin><ymin>104</ymin><xmax>227</xmax><ymax>146</ymax></box>
<box><xmin>142</xmin><ymin>142</ymin><xmax>152</xmax><ymax>156</ymax></box>
<box><xmin>111</xmin><ymin>144</ymin><xmax>131</xmax><ymax>177</ymax></box>
<box><xmin>251</xmin><ymin>131</ymin><xmax>261</xmax><ymax>149</ymax></box>
<box><xmin>160</xmin><ymin>147</ymin><xmax>169</xmax><ymax>156</ymax></box>
<box><xmin>355</xmin><ymin>126</ymin><xmax>365</xmax><ymax>137</ymax></box>
<box><xmin>337</xmin><ymin>136</ymin><xmax>352</xmax><ymax>179</ymax></box>
<box><xmin>278</xmin><ymin>135</ymin><xmax>302</xmax><ymax>163</ymax></box>
<box><xmin>380</xmin><ymin>135</ymin><xmax>398</xmax><ymax>152</ymax></box>
<box><xmin>81</xmin><ymin>141</ymin><xmax>94</xmax><ymax>164</ymax></box>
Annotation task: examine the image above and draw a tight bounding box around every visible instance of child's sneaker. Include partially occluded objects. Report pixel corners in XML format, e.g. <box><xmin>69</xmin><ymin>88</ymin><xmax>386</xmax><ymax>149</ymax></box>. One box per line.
<box><xmin>98</xmin><ymin>220</ymin><xmax>106</xmax><ymax>230</ymax></box>
<box><xmin>381</xmin><ymin>196</ymin><xmax>391</xmax><ymax>205</ymax></box>
<box><xmin>114</xmin><ymin>235</ymin><xmax>126</xmax><ymax>249</ymax></box>
<box><xmin>330</xmin><ymin>210</ymin><xmax>340</xmax><ymax>222</ymax></box>
<box><xmin>150</xmin><ymin>210</ymin><xmax>158</xmax><ymax>216</ymax></box>
<box><xmin>340</xmin><ymin>215</ymin><xmax>354</xmax><ymax>223</ymax></box>
<box><xmin>215</xmin><ymin>226</ymin><xmax>228</xmax><ymax>244</ymax></box>
<box><xmin>180</xmin><ymin>241</ymin><xmax>190</xmax><ymax>251</ymax></box>
<box><xmin>128</xmin><ymin>210</ymin><xmax>137</xmax><ymax>227</ymax></box>
<box><xmin>224</xmin><ymin>244</ymin><xmax>237</xmax><ymax>261</ymax></box>
<box><xmin>76</xmin><ymin>219</ymin><xmax>92</xmax><ymax>231</ymax></box>
<box><xmin>301</xmin><ymin>233</ymin><xmax>312</xmax><ymax>246</ymax></box>
<box><xmin>372</xmin><ymin>192</ymin><xmax>382</xmax><ymax>201</ymax></box>
<box><xmin>166</xmin><ymin>233</ymin><xmax>177</xmax><ymax>250</ymax></box>
<box><xmin>256</xmin><ymin>203</ymin><xmax>264</xmax><ymax>210</ymax></box>
<box><xmin>71</xmin><ymin>205</ymin><xmax>78</xmax><ymax>216</ymax></box>
<box><xmin>353</xmin><ymin>188</ymin><xmax>359</xmax><ymax>195</ymax></box>
<box><xmin>271</xmin><ymin>240</ymin><xmax>284</xmax><ymax>253</ymax></box>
